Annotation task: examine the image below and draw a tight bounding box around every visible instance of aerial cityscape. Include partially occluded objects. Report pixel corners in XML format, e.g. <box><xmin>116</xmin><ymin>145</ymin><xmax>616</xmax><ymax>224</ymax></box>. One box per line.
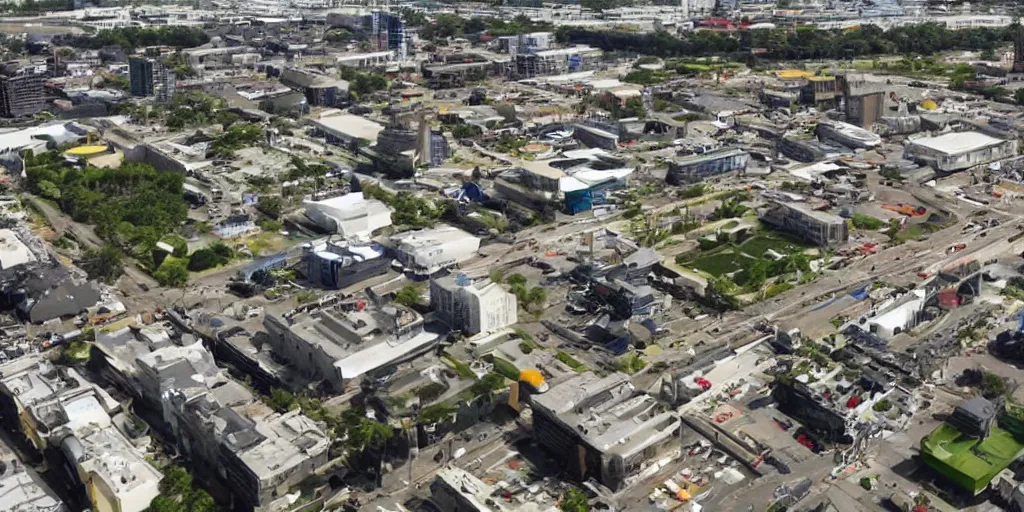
<box><xmin>5</xmin><ymin>1</ymin><xmax>1024</xmax><ymax>512</ymax></box>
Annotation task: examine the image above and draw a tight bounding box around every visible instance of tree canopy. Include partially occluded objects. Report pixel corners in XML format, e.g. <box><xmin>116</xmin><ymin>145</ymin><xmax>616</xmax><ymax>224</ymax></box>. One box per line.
<box><xmin>556</xmin><ymin>23</ymin><xmax>1013</xmax><ymax>61</ymax></box>
<box><xmin>146</xmin><ymin>465</ymin><xmax>221</xmax><ymax>512</ymax></box>
<box><xmin>23</xmin><ymin>154</ymin><xmax>188</xmax><ymax>261</ymax></box>
<box><xmin>59</xmin><ymin>26</ymin><xmax>210</xmax><ymax>52</ymax></box>
<box><xmin>79</xmin><ymin>245</ymin><xmax>125</xmax><ymax>284</ymax></box>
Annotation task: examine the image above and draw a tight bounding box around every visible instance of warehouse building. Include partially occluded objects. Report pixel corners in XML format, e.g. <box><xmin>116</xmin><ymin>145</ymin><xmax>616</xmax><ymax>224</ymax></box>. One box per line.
<box><xmin>904</xmin><ymin>131</ymin><xmax>1017</xmax><ymax>172</ymax></box>
<box><xmin>815</xmin><ymin>119</ymin><xmax>881</xmax><ymax>149</ymax></box>
<box><xmin>280</xmin><ymin>67</ymin><xmax>349</xmax><ymax>108</ymax></box>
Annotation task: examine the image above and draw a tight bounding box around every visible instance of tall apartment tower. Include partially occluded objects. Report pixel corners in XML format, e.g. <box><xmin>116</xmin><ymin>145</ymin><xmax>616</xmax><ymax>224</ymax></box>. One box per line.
<box><xmin>129</xmin><ymin>56</ymin><xmax>175</xmax><ymax>102</ymax></box>
<box><xmin>1013</xmin><ymin>23</ymin><xmax>1024</xmax><ymax>74</ymax></box>
<box><xmin>0</xmin><ymin>73</ymin><xmax>45</xmax><ymax>118</ymax></box>
<box><xmin>369</xmin><ymin>11</ymin><xmax>408</xmax><ymax>60</ymax></box>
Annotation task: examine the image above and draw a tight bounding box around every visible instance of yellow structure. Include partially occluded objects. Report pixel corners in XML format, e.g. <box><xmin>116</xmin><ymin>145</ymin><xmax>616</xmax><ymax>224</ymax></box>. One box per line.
<box><xmin>921</xmin><ymin>98</ymin><xmax>938</xmax><ymax>110</ymax></box>
<box><xmin>64</xmin><ymin>144</ymin><xmax>110</xmax><ymax>157</ymax></box>
<box><xmin>63</xmin><ymin>143</ymin><xmax>124</xmax><ymax>169</ymax></box>
<box><xmin>520</xmin><ymin>369</ymin><xmax>546</xmax><ymax>390</ymax></box>
<box><xmin>775</xmin><ymin>69</ymin><xmax>814</xmax><ymax>79</ymax></box>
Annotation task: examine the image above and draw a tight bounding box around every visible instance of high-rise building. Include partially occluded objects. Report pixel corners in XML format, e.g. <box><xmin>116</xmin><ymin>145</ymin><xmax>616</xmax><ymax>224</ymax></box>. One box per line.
<box><xmin>129</xmin><ymin>56</ymin><xmax>175</xmax><ymax>102</ymax></box>
<box><xmin>369</xmin><ymin>11</ymin><xmax>408</xmax><ymax>60</ymax></box>
<box><xmin>0</xmin><ymin>73</ymin><xmax>45</xmax><ymax>118</ymax></box>
<box><xmin>1013</xmin><ymin>23</ymin><xmax>1024</xmax><ymax>74</ymax></box>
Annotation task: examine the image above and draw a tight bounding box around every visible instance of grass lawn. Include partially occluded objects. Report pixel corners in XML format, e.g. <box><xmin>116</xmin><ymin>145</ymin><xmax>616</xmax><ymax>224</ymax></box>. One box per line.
<box><xmin>738</xmin><ymin>235</ymin><xmax>810</xmax><ymax>258</ymax></box>
<box><xmin>895</xmin><ymin>223</ymin><xmax>940</xmax><ymax>242</ymax></box>
<box><xmin>688</xmin><ymin>250</ymin><xmax>750</xmax><ymax>276</ymax></box>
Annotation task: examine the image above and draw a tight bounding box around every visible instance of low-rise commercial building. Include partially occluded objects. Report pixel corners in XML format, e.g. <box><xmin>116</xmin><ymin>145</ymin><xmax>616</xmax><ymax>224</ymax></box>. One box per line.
<box><xmin>280</xmin><ymin>67</ymin><xmax>349</xmax><ymax>107</ymax></box>
<box><xmin>430</xmin><ymin>274</ymin><xmax>518</xmax><ymax>335</ymax></box>
<box><xmin>815</xmin><ymin>120</ymin><xmax>881</xmax><ymax>149</ymax></box>
<box><xmin>263</xmin><ymin>302</ymin><xmax>441</xmax><ymax>390</ymax></box>
<box><xmin>0</xmin><ymin>434</ymin><xmax>64</xmax><ymax>512</ymax></box>
<box><xmin>429</xmin><ymin>467</ymin><xmax>559</xmax><ymax>512</ymax></box>
<box><xmin>665</xmin><ymin>148</ymin><xmax>749</xmax><ymax>185</ymax></box>
<box><xmin>308</xmin><ymin>112</ymin><xmax>385</xmax><ymax>151</ymax></box>
<box><xmin>530</xmin><ymin>372</ymin><xmax>680</xmax><ymax>491</ymax></box>
<box><xmin>303</xmin><ymin>238</ymin><xmax>390</xmax><ymax>290</ymax></box>
<box><xmin>921</xmin><ymin>397</ymin><xmax>1024</xmax><ymax>495</ymax></box>
<box><xmin>303</xmin><ymin>192</ymin><xmax>393</xmax><ymax>238</ymax></box>
<box><xmin>389</xmin><ymin>224</ymin><xmax>480</xmax><ymax>277</ymax></box>
<box><xmin>0</xmin><ymin>356</ymin><xmax>161</xmax><ymax>512</ymax></box>
<box><xmin>904</xmin><ymin>131</ymin><xmax>1017</xmax><ymax>172</ymax></box>
<box><xmin>91</xmin><ymin>324</ymin><xmax>330</xmax><ymax>510</ymax></box>
<box><xmin>760</xmin><ymin>200</ymin><xmax>849</xmax><ymax>247</ymax></box>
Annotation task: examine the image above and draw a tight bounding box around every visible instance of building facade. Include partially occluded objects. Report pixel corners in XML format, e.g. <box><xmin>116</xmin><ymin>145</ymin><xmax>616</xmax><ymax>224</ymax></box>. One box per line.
<box><xmin>0</xmin><ymin>73</ymin><xmax>45</xmax><ymax>118</ymax></box>
<box><xmin>128</xmin><ymin>57</ymin><xmax>174</xmax><ymax>102</ymax></box>
<box><xmin>760</xmin><ymin>200</ymin><xmax>849</xmax><ymax>246</ymax></box>
<box><xmin>904</xmin><ymin>131</ymin><xmax>1017</xmax><ymax>172</ymax></box>
<box><xmin>530</xmin><ymin>372</ymin><xmax>680</xmax><ymax>491</ymax></box>
<box><xmin>430</xmin><ymin>274</ymin><xmax>518</xmax><ymax>335</ymax></box>
<box><xmin>263</xmin><ymin>303</ymin><xmax>440</xmax><ymax>389</ymax></box>
<box><xmin>666</xmin><ymin>148</ymin><xmax>750</xmax><ymax>185</ymax></box>
<box><xmin>389</xmin><ymin>225</ymin><xmax>480</xmax><ymax>277</ymax></box>
<box><xmin>303</xmin><ymin>238</ymin><xmax>390</xmax><ymax>289</ymax></box>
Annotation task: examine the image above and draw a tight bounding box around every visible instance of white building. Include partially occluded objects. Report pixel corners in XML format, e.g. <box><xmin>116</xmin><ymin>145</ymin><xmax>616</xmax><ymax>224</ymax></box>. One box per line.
<box><xmin>430</xmin><ymin>466</ymin><xmax>559</xmax><ymax>512</ymax></box>
<box><xmin>0</xmin><ymin>229</ymin><xmax>35</xmax><ymax>271</ymax></box>
<box><xmin>430</xmin><ymin>275</ymin><xmax>518</xmax><ymax>335</ymax></box>
<box><xmin>335</xmin><ymin>51</ymin><xmax>394</xmax><ymax>69</ymax></box>
<box><xmin>867</xmin><ymin>289</ymin><xmax>926</xmax><ymax>339</ymax></box>
<box><xmin>303</xmin><ymin>191</ymin><xmax>393</xmax><ymax>238</ymax></box>
<box><xmin>390</xmin><ymin>224</ymin><xmax>480</xmax><ymax>276</ymax></box>
<box><xmin>904</xmin><ymin>131</ymin><xmax>1017</xmax><ymax>173</ymax></box>
<box><xmin>0</xmin><ymin>356</ymin><xmax>161</xmax><ymax>512</ymax></box>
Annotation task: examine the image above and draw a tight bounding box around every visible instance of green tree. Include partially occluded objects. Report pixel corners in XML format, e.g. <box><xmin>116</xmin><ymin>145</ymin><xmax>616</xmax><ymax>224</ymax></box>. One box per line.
<box><xmin>527</xmin><ymin>286</ymin><xmax>547</xmax><ymax>306</ymax></box>
<box><xmin>256</xmin><ymin>195</ymin><xmax>284</xmax><ymax>219</ymax></box>
<box><xmin>394</xmin><ymin>285</ymin><xmax>424</xmax><ymax>307</ymax></box>
<box><xmin>214</xmin><ymin>110</ymin><xmax>240</xmax><ymax>130</ymax></box>
<box><xmin>624</xmin><ymin>96</ymin><xmax>646</xmax><ymax>119</ymax></box>
<box><xmin>267</xmin><ymin>388</ymin><xmax>297</xmax><ymax>412</ymax></box>
<box><xmin>154</xmin><ymin>257</ymin><xmax>189</xmax><ymax>287</ymax></box>
<box><xmin>209</xmin><ymin>123</ymin><xmax>263</xmax><ymax>158</ymax></box>
<box><xmin>36</xmin><ymin>180</ymin><xmax>61</xmax><ymax>200</ymax></box>
<box><xmin>561</xmin><ymin>488</ymin><xmax>590</xmax><ymax>512</ymax></box>
<box><xmin>451</xmin><ymin>124</ymin><xmax>479</xmax><ymax>139</ymax></box>
<box><xmin>506</xmin><ymin>274</ymin><xmax>527</xmax><ymax>287</ymax></box>
<box><xmin>80</xmin><ymin>245</ymin><xmax>125</xmax><ymax>284</ymax></box>
<box><xmin>1015</xmin><ymin>88</ymin><xmax>1024</xmax><ymax>106</ymax></box>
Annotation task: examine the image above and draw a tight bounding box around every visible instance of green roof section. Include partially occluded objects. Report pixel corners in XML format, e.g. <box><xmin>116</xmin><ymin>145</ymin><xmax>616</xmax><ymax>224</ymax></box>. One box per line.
<box><xmin>921</xmin><ymin>422</ymin><xmax>1024</xmax><ymax>494</ymax></box>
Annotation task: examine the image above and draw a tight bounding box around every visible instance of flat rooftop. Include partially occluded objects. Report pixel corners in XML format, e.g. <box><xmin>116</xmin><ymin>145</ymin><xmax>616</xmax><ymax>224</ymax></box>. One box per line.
<box><xmin>530</xmin><ymin>371</ymin><xmax>673</xmax><ymax>452</ymax></box>
<box><xmin>310</xmin><ymin>113</ymin><xmax>385</xmax><ymax>142</ymax></box>
<box><xmin>775</xmin><ymin>200</ymin><xmax>846</xmax><ymax>224</ymax></box>
<box><xmin>909</xmin><ymin>131</ymin><xmax>1007</xmax><ymax>156</ymax></box>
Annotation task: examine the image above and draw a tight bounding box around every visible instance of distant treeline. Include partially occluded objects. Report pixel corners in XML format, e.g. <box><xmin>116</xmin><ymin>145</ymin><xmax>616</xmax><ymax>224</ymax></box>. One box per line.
<box><xmin>56</xmin><ymin>26</ymin><xmax>209</xmax><ymax>52</ymax></box>
<box><xmin>555</xmin><ymin>23</ymin><xmax>1013</xmax><ymax>60</ymax></box>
